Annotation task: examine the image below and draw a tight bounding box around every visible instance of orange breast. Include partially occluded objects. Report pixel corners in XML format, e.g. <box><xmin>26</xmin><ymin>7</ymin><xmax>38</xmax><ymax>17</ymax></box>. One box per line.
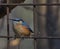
<box><xmin>14</xmin><ymin>24</ymin><xmax>30</xmax><ymax>36</ymax></box>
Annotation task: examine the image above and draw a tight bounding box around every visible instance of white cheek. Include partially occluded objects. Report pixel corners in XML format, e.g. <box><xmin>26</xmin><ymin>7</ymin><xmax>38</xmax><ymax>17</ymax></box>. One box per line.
<box><xmin>13</xmin><ymin>21</ymin><xmax>22</xmax><ymax>26</ymax></box>
<box><xmin>13</xmin><ymin>21</ymin><xmax>17</xmax><ymax>25</ymax></box>
<box><xmin>20</xmin><ymin>21</ymin><xmax>22</xmax><ymax>24</ymax></box>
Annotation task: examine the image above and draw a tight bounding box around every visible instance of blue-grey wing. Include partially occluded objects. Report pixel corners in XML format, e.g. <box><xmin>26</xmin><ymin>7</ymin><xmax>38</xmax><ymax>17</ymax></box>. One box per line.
<box><xmin>22</xmin><ymin>22</ymin><xmax>34</xmax><ymax>33</ymax></box>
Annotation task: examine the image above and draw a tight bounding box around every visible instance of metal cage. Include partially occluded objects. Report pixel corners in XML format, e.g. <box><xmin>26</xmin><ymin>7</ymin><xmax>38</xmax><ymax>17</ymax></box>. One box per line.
<box><xmin>0</xmin><ymin>0</ymin><xmax>60</xmax><ymax>49</ymax></box>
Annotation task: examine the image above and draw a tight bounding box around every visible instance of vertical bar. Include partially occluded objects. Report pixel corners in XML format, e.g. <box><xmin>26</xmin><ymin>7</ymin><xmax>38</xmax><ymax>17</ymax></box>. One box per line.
<box><xmin>33</xmin><ymin>6</ymin><xmax>37</xmax><ymax>49</ymax></box>
<box><xmin>47</xmin><ymin>0</ymin><xmax>58</xmax><ymax>49</ymax></box>
<box><xmin>18</xmin><ymin>41</ymin><xmax>20</xmax><ymax>49</ymax></box>
<box><xmin>33</xmin><ymin>0</ymin><xmax>38</xmax><ymax>49</ymax></box>
<box><xmin>7</xmin><ymin>0</ymin><xmax>10</xmax><ymax>49</ymax></box>
<box><xmin>57</xmin><ymin>0</ymin><xmax>60</xmax><ymax>33</ymax></box>
<box><xmin>53</xmin><ymin>0</ymin><xmax>60</xmax><ymax>49</ymax></box>
<box><xmin>36</xmin><ymin>0</ymin><xmax>50</xmax><ymax>49</ymax></box>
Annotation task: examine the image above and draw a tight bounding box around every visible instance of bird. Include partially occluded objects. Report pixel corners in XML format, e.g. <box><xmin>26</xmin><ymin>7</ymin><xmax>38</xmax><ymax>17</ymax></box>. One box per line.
<box><xmin>9</xmin><ymin>18</ymin><xmax>34</xmax><ymax>46</ymax></box>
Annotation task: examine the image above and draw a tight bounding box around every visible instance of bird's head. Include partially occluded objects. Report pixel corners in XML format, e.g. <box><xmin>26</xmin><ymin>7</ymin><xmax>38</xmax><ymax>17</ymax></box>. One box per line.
<box><xmin>10</xmin><ymin>18</ymin><xmax>24</xmax><ymax>25</ymax></box>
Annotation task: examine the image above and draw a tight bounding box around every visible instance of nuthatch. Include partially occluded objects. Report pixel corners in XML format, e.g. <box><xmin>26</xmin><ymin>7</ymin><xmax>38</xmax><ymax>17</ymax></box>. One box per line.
<box><xmin>9</xmin><ymin>18</ymin><xmax>34</xmax><ymax>46</ymax></box>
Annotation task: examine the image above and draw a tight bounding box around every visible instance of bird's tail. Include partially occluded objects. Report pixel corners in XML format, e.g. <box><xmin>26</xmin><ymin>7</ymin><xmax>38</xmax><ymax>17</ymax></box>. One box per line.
<box><xmin>9</xmin><ymin>38</ymin><xmax>21</xmax><ymax>46</ymax></box>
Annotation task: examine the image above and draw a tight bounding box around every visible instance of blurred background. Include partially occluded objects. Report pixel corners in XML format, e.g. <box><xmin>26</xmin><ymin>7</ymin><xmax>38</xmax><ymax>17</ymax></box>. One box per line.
<box><xmin>0</xmin><ymin>0</ymin><xmax>60</xmax><ymax>49</ymax></box>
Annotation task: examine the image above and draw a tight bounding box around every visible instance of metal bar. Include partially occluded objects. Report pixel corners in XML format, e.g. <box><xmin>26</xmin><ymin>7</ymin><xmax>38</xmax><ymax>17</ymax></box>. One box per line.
<box><xmin>0</xmin><ymin>36</ymin><xmax>60</xmax><ymax>39</ymax></box>
<box><xmin>7</xmin><ymin>0</ymin><xmax>10</xmax><ymax>49</ymax></box>
<box><xmin>33</xmin><ymin>0</ymin><xmax>38</xmax><ymax>49</ymax></box>
<box><xmin>18</xmin><ymin>40</ymin><xmax>20</xmax><ymax>49</ymax></box>
<box><xmin>0</xmin><ymin>3</ymin><xmax>60</xmax><ymax>6</ymax></box>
